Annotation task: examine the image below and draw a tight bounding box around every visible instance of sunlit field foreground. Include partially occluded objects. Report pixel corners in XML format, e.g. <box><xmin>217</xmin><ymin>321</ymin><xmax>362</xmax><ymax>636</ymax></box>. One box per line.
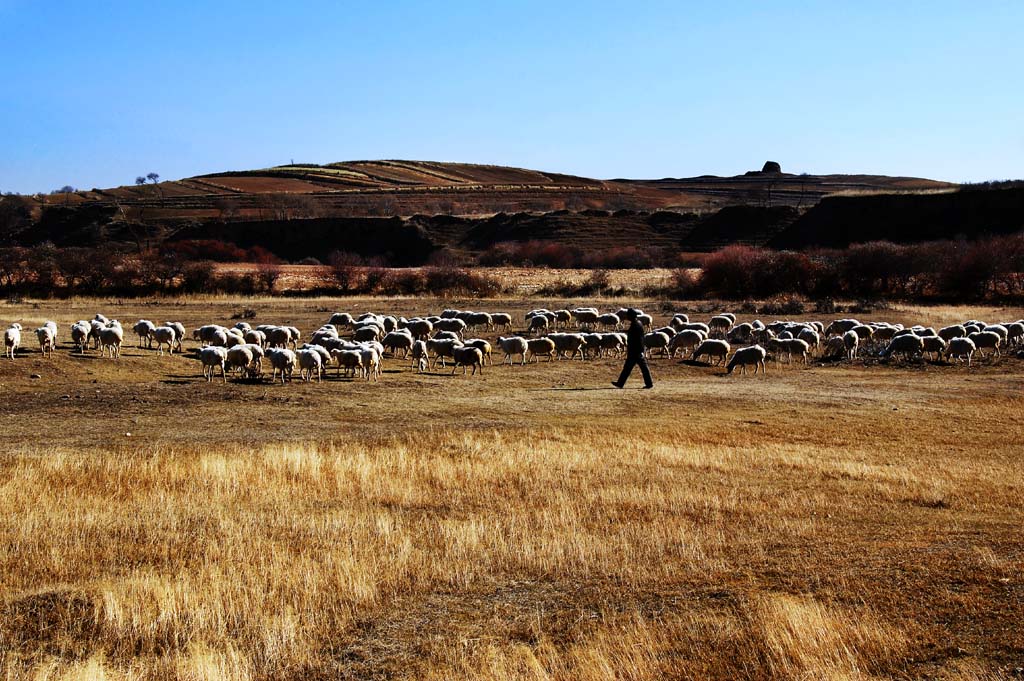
<box><xmin>1</xmin><ymin>298</ymin><xmax>1023</xmax><ymax>679</ymax></box>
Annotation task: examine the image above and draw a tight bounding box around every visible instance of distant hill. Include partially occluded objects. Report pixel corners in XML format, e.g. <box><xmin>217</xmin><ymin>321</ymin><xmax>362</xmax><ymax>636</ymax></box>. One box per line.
<box><xmin>3</xmin><ymin>159</ymin><xmax>1018</xmax><ymax>264</ymax></box>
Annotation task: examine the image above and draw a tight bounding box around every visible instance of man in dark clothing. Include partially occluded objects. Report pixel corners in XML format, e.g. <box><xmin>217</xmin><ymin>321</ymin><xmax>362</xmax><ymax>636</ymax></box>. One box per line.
<box><xmin>612</xmin><ymin>308</ymin><xmax>653</xmax><ymax>389</ymax></box>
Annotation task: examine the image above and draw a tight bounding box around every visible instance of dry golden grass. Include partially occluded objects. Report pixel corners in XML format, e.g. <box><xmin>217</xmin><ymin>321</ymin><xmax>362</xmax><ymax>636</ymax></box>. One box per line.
<box><xmin>1</xmin><ymin>297</ymin><xmax>1023</xmax><ymax>679</ymax></box>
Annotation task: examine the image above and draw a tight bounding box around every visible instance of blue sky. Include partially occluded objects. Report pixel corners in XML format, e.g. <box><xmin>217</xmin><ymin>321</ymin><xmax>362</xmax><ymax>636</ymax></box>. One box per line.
<box><xmin>1</xmin><ymin>1</ymin><xmax>1020</xmax><ymax>193</ymax></box>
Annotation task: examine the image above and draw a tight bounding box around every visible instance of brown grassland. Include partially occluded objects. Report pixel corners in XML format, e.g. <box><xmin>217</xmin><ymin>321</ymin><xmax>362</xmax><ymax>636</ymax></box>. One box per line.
<box><xmin>1</xmin><ymin>296</ymin><xmax>1022</xmax><ymax>680</ymax></box>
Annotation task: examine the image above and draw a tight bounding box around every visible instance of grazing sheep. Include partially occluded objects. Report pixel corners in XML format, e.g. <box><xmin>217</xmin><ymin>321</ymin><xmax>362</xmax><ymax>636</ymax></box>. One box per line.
<box><xmin>464</xmin><ymin>338</ymin><xmax>493</xmax><ymax>365</ymax></box>
<box><xmin>945</xmin><ymin>337</ymin><xmax>977</xmax><ymax>366</ymax></box>
<box><xmin>572</xmin><ymin>309</ymin><xmax>600</xmax><ymax>328</ymax></box>
<box><xmin>405</xmin><ymin>318</ymin><xmax>434</xmax><ymax>340</ymax></box>
<box><xmin>823</xmin><ymin>336</ymin><xmax>847</xmax><ymax>360</ymax></box>
<box><xmin>491</xmin><ymin>313</ymin><xmax>512</xmax><ymax>331</ymax></box>
<box><xmin>548</xmin><ymin>333</ymin><xmax>588</xmax><ymax>361</ymax></box>
<box><xmin>769</xmin><ymin>338</ymin><xmax>811</xmax><ymax>364</ymax></box>
<box><xmin>842</xmin><ymin>330</ymin><xmax>859</xmax><ymax>360</ymax></box>
<box><xmin>983</xmin><ymin>324</ymin><xmax>1009</xmax><ymax>342</ymax></box>
<box><xmin>526</xmin><ymin>337</ymin><xmax>556</xmax><ymax>363</ymax></box>
<box><xmin>410</xmin><ymin>340</ymin><xmax>429</xmax><ymax>371</ymax></box>
<box><xmin>329</xmin><ymin>312</ymin><xmax>353</xmax><ymax>327</ymax></box>
<box><xmin>200</xmin><ymin>346</ymin><xmax>228</xmax><ymax>383</ymax></box>
<box><xmin>353</xmin><ymin>325</ymin><xmax>382</xmax><ymax>343</ymax></box>
<box><xmin>147</xmin><ymin>325</ymin><xmax>174</xmax><ymax>356</ymax></box>
<box><xmin>266</xmin><ymin>348</ymin><xmax>297</xmax><ymax>384</ymax></box>
<box><xmin>678</xmin><ymin>321</ymin><xmax>711</xmax><ymax>335</ymax></box>
<box><xmin>166</xmin><ymin>322</ymin><xmax>187</xmax><ymax>352</ymax></box>
<box><xmin>497</xmin><ymin>336</ymin><xmax>529</xmax><ymax>365</ymax></box>
<box><xmin>643</xmin><ymin>331</ymin><xmax>672</xmax><ymax>358</ymax></box>
<box><xmin>1004</xmin><ymin>322</ymin><xmax>1024</xmax><ymax>347</ymax></box>
<box><xmin>360</xmin><ymin>347</ymin><xmax>381</xmax><ymax>381</ymax></box>
<box><xmin>99</xmin><ymin>325</ymin><xmax>124</xmax><ymax>359</ymax></box>
<box><xmin>796</xmin><ymin>328</ymin><xmax>821</xmax><ymax>353</ymax></box>
<box><xmin>554</xmin><ymin>309</ymin><xmax>573</xmax><ymax>329</ymax></box>
<box><xmin>133</xmin><ymin>321</ymin><xmax>156</xmax><ymax>348</ymax></box>
<box><xmin>243</xmin><ymin>328</ymin><xmax>266</xmax><ymax>347</ymax></box>
<box><xmin>709</xmin><ymin>315</ymin><xmax>733</xmax><ymax>336</ymax></box>
<box><xmin>598</xmin><ymin>313</ymin><xmax>621</xmax><ymax>330</ymax></box>
<box><xmin>70</xmin><ymin>321</ymin><xmax>91</xmax><ymax>353</ymax></box>
<box><xmin>466</xmin><ymin>312</ymin><xmax>493</xmax><ymax>330</ymax></box>
<box><xmin>938</xmin><ymin>324</ymin><xmax>966</xmax><ymax>341</ymax></box>
<box><xmin>296</xmin><ymin>348</ymin><xmax>324</xmax><ymax>382</ymax></box>
<box><xmin>693</xmin><ymin>339</ymin><xmax>730</xmax><ymax>366</ymax></box>
<box><xmin>331</xmin><ymin>348</ymin><xmax>363</xmax><ymax>378</ymax></box>
<box><xmin>433</xmin><ymin>318</ymin><xmax>466</xmax><ymax>336</ymax></box>
<box><xmin>727</xmin><ymin>344</ymin><xmax>767</xmax><ymax>375</ymax></box>
<box><xmin>727</xmin><ymin>323</ymin><xmax>754</xmax><ymax>343</ymax></box>
<box><xmin>433</xmin><ymin>330</ymin><xmax>461</xmax><ymax>342</ymax></box>
<box><xmin>35</xmin><ymin>326</ymin><xmax>56</xmax><ymax>357</ymax></box>
<box><xmin>426</xmin><ymin>338</ymin><xmax>463</xmax><ymax>368</ymax></box>
<box><xmin>968</xmin><ymin>331</ymin><xmax>1002</xmax><ymax>357</ymax></box>
<box><xmin>451</xmin><ymin>346</ymin><xmax>484</xmax><ymax>375</ymax></box>
<box><xmin>382</xmin><ymin>330</ymin><xmax>415</xmax><ymax>358</ymax></box>
<box><xmin>879</xmin><ymin>334</ymin><xmax>924</xmax><ymax>361</ymax></box>
<box><xmin>668</xmin><ymin>329</ymin><xmax>704</xmax><ymax>358</ymax></box>
<box><xmin>226</xmin><ymin>345</ymin><xmax>256</xmax><ymax>378</ymax></box>
<box><xmin>921</xmin><ymin>335</ymin><xmax>947</xmax><ymax>361</ymax></box>
<box><xmin>529</xmin><ymin>314</ymin><xmax>550</xmax><ymax>335</ymax></box>
<box><xmin>825</xmin><ymin>319</ymin><xmax>860</xmax><ymax>337</ymax></box>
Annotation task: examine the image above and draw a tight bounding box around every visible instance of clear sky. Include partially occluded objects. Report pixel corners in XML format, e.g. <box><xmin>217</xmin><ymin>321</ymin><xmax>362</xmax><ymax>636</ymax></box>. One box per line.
<box><xmin>1</xmin><ymin>1</ymin><xmax>1021</xmax><ymax>194</ymax></box>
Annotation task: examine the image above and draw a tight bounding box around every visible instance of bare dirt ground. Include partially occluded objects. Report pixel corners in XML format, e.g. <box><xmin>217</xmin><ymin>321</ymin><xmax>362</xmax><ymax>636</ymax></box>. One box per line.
<box><xmin>1</xmin><ymin>297</ymin><xmax>1022</xmax><ymax>679</ymax></box>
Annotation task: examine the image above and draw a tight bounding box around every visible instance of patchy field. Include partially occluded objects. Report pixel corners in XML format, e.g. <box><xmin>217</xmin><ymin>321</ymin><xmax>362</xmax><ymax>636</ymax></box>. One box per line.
<box><xmin>1</xmin><ymin>297</ymin><xmax>1022</xmax><ymax>680</ymax></box>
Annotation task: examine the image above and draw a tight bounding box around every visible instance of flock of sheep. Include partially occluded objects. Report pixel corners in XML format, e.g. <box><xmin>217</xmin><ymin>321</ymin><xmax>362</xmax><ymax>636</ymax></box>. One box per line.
<box><xmin>3</xmin><ymin>306</ymin><xmax>1022</xmax><ymax>383</ymax></box>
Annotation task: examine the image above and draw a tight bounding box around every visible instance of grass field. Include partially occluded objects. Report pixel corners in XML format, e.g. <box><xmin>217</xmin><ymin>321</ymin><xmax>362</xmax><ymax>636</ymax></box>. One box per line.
<box><xmin>1</xmin><ymin>297</ymin><xmax>1022</xmax><ymax>680</ymax></box>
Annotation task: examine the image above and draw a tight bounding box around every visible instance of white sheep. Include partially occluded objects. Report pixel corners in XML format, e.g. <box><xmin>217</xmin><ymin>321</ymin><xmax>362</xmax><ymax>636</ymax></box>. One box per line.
<box><xmin>548</xmin><ymin>333</ymin><xmax>588</xmax><ymax>361</ymax></box>
<box><xmin>879</xmin><ymin>334</ymin><xmax>924</xmax><ymax>361</ymax></box>
<box><xmin>643</xmin><ymin>331</ymin><xmax>672</xmax><ymax>358</ymax></box>
<box><xmin>70</xmin><ymin>321</ymin><xmax>91</xmax><ymax>353</ymax></box>
<box><xmin>945</xmin><ymin>337</ymin><xmax>976</xmax><ymax>366</ymax></box>
<box><xmin>296</xmin><ymin>348</ymin><xmax>324</xmax><ymax>382</ymax></box>
<box><xmin>692</xmin><ymin>339</ymin><xmax>730</xmax><ymax>366</ymax></box>
<box><xmin>410</xmin><ymin>340</ymin><xmax>429</xmax><ymax>372</ymax></box>
<box><xmin>35</xmin><ymin>326</ymin><xmax>56</xmax><ymax>357</ymax></box>
<box><xmin>200</xmin><ymin>346</ymin><xmax>228</xmax><ymax>383</ymax></box>
<box><xmin>382</xmin><ymin>330</ymin><xmax>415</xmax><ymax>358</ymax></box>
<box><xmin>497</xmin><ymin>336</ymin><xmax>529</xmax><ymax>365</ymax></box>
<box><xmin>727</xmin><ymin>344</ymin><xmax>767</xmax><ymax>375</ymax></box>
<box><xmin>166</xmin><ymin>322</ymin><xmax>187</xmax><ymax>352</ymax></box>
<box><xmin>491</xmin><ymin>313</ymin><xmax>513</xmax><ymax>331</ymax></box>
<box><xmin>149</xmin><ymin>325</ymin><xmax>175</xmax><ymax>356</ymax></box>
<box><xmin>526</xmin><ymin>337</ymin><xmax>556</xmax><ymax>363</ymax></box>
<box><xmin>133</xmin><ymin>320</ymin><xmax>156</xmax><ymax>348</ymax></box>
<box><xmin>938</xmin><ymin>324</ymin><xmax>966</xmax><ymax>341</ymax></box>
<box><xmin>266</xmin><ymin>348</ymin><xmax>297</xmax><ymax>384</ymax></box>
<box><xmin>464</xmin><ymin>338</ymin><xmax>493</xmax><ymax>365</ymax></box>
<box><xmin>528</xmin><ymin>314</ymin><xmax>550</xmax><ymax>335</ymax></box>
<box><xmin>572</xmin><ymin>309</ymin><xmax>600</xmax><ymax>328</ymax></box>
<box><xmin>921</xmin><ymin>335</ymin><xmax>947</xmax><ymax>361</ymax></box>
<box><xmin>709</xmin><ymin>315</ymin><xmax>733</xmax><ymax>336</ymax></box>
<box><xmin>426</xmin><ymin>338</ymin><xmax>463</xmax><ymax>368</ymax></box>
<box><xmin>842</xmin><ymin>330</ymin><xmax>860</xmax><ymax>360</ymax></box>
<box><xmin>597</xmin><ymin>313</ymin><xmax>621</xmax><ymax>330</ymax></box>
<box><xmin>360</xmin><ymin>347</ymin><xmax>381</xmax><ymax>381</ymax></box>
<box><xmin>99</xmin><ymin>325</ymin><xmax>124</xmax><ymax>359</ymax></box>
<box><xmin>331</xmin><ymin>348</ymin><xmax>363</xmax><ymax>378</ymax></box>
<box><xmin>968</xmin><ymin>331</ymin><xmax>1002</xmax><ymax>358</ymax></box>
<box><xmin>668</xmin><ymin>329</ymin><xmax>704</xmax><ymax>358</ymax></box>
<box><xmin>451</xmin><ymin>346</ymin><xmax>484</xmax><ymax>375</ymax></box>
<box><xmin>226</xmin><ymin>345</ymin><xmax>256</xmax><ymax>378</ymax></box>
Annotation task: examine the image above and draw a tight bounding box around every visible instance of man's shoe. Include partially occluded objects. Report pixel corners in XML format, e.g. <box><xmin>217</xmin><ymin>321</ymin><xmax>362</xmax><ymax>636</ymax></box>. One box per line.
<box><xmin>611</xmin><ymin>381</ymin><xmax>624</xmax><ymax>389</ymax></box>
<box><xmin>642</xmin><ymin>384</ymin><xmax>654</xmax><ymax>389</ymax></box>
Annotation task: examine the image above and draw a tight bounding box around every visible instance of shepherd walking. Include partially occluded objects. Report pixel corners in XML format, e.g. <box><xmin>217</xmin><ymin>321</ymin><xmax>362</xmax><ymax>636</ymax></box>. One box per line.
<box><xmin>611</xmin><ymin>308</ymin><xmax>653</xmax><ymax>389</ymax></box>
